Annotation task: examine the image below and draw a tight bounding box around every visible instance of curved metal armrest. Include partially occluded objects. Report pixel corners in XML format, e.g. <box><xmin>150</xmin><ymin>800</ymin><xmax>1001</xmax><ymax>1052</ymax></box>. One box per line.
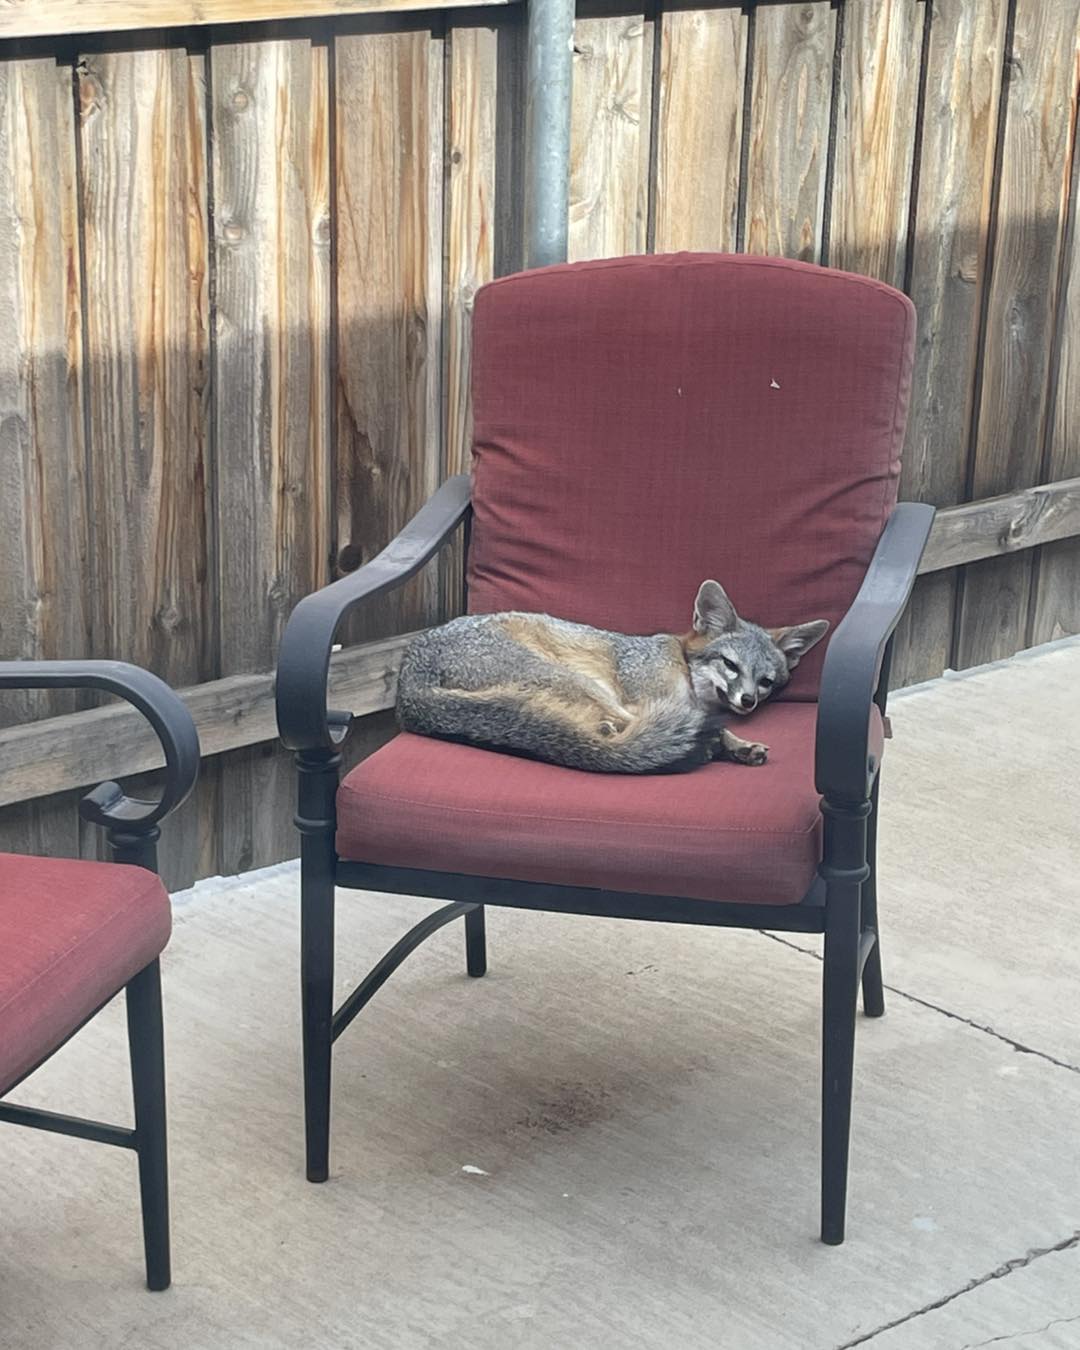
<box><xmin>815</xmin><ymin>502</ymin><xmax>936</xmax><ymax>804</ymax></box>
<box><xmin>276</xmin><ymin>474</ymin><xmax>473</xmax><ymax>752</ymax></box>
<box><xmin>0</xmin><ymin>660</ymin><xmax>200</xmax><ymax>832</ymax></box>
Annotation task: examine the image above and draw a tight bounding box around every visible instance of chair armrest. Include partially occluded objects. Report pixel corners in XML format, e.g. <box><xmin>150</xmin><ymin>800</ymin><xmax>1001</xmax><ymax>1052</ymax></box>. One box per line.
<box><xmin>815</xmin><ymin>502</ymin><xmax>936</xmax><ymax>804</ymax></box>
<box><xmin>276</xmin><ymin>474</ymin><xmax>473</xmax><ymax>752</ymax></box>
<box><xmin>0</xmin><ymin>660</ymin><xmax>200</xmax><ymax>832</ymax></box>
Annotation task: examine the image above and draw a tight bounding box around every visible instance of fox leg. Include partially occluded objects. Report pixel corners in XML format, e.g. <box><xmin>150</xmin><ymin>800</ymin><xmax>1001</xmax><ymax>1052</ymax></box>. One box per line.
<box><xmin>716</xmin><ymin>726</ymin><xmax>769</xmax><ymax>766</ymax></box>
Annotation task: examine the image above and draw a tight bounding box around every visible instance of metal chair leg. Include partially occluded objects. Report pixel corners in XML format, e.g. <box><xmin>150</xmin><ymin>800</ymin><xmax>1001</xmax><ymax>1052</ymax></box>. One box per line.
<box><xmin>301</xmin><ymin>860</ymin><xmax>335</xmax><ymax>1183</ymax></box>
<box><xmin>465</xmin><ymin>905</ymin><xmax>487</xmax><ymax>977</ymax></box>
<box><xmin>860</xmin><ymin>781</ymin><xmax>885</xmax><ymax>1018</ymax></box>
<box><xmin>296</xmin><ymin>748</ymin><xmax>341</xmax><ymax>1184</ymax></box>
<box><xmin>126</xmin><ymin>959</ymin><xmax>170</xmax><ymax>1291</ymax></box>
<box><xmin>819</xmin><ymin>798</ymin><xmax>869</xmax><ymax>1246</ymax></box>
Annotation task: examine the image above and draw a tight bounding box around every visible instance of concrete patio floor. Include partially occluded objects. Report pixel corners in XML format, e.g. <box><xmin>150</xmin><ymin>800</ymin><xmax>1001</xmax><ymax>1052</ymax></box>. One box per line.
<box><xmin>2</xmin><ymin>639</ymin><xmax>1079</xmax><ymax>1349</ymax></box>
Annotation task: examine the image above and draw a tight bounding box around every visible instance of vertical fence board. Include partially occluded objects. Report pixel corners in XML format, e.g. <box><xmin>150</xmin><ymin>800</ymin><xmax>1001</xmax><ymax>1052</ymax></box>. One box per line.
<box><xmin>444</xmin><ymin>21</ymin><xmax>497</xmax><ymax>612</ymax></box>
<box><xmin>210</xmin><ymin>38</ymin><xmax>331</xmax><ymax>873</ymax></box>
<box><xmin>829</xmin><ymin>0</ymin><xmax>922</xmax><ymax>286</ymax></box>
<box><xmin>569</xmin><ymin>11</ymin><xmax>652</xmax><ymax>261</ymax></box>
<box><xmin>335</xmin><ymin>27</ymin><xmax>444</xmax><ymax>642</ymax></box>
<box><xmin>890</xmin><ymin>0</ymin><xmax>1008</xmax><ymax>686</ymax></box>
<box><xmin>0</xmin><ymin>56</ymin><xmax>88</xmax><ymax>858</ymax></box>
<box><xmin>654</xmin><ymin>6</ymin><xmax>746</xmax><ymax>253</ymax></box>
<box><xmin>956</xmin><ymin>0</ymin><xmax>1080</xmax><ymax>669</ymax></box>
<box><xmin>744</xmin><ymin>0</ymin><xmax>834</xmax><ymax>262</ymax></box>
<box><xmin>1029</xmin><ymin>20</ymin><xmax>1080</xmax><ymax>647</ymax></box>
<box><xmin>77</xmin><ymin>47</ymin><xmax>215</xmax><ymax>886</ymax></box>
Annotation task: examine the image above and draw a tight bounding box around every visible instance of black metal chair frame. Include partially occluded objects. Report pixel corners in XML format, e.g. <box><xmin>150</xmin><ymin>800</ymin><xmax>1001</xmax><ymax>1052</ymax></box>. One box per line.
<box><xmin>0</xmin><ymin>662</ymin><xmax>199</xmax><ymax>1291</ymax></box>
<box><xmin>276</xmin><ymin>474</ymin><xmax>934</xmax><ymax>1244</ymax></box>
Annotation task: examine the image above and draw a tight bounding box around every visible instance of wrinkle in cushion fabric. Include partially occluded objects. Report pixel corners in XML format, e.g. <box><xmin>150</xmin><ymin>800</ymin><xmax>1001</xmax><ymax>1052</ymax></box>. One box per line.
<box><xmin>336</xmin><ymin>704</ymin><xmax>886</xmax><ymax>906</ymax></box>
<box><xmin>466</xmin><ymin>253</ymin><xmax>916</xmax><ymax>700</ymax></box>
<box><xmin>0</xmin><ymin>854</ymin><xmax>171</xmax><ymax>1094</ymax></box>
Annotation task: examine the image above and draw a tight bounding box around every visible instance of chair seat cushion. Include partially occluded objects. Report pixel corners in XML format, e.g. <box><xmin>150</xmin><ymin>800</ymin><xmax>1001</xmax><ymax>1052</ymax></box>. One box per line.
<box><xmin>0</xmin><ymin>854</ymin><xmax>171</xmax><ymax>1095</ymax></box>
<box><xmin>337</xmin><ymin>702</ymin><xmax>882</xmax><ymax>907</ymax></box>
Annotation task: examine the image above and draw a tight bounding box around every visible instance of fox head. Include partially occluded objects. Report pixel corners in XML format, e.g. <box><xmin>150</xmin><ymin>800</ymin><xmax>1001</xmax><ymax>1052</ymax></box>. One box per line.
<box><xmin>682</xmin><ymin>580</ymin><xmax>829</xmax><ymax>715</ymax></box>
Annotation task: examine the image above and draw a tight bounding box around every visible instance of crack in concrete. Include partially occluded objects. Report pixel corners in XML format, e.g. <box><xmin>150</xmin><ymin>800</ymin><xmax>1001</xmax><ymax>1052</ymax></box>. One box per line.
<box><xmin>758</xmin><ymin>933</ymin><xmax>1080</xmax><ymax>1075</ymax></box>
<box><xmin>833</xmin><ymin>1232</ymin><xmax>1080</xmax><ymax>1349</ymax></box>
<box><xmin>958</xmin><ymin>1310</ymin><xmax>1080</xmax><ymax>1350</ymax></box>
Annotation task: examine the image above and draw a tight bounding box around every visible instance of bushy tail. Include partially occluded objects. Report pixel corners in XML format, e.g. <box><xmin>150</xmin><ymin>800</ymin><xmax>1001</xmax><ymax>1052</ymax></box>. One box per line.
<box><xmin>397</xmin><ymin>679</ymin><xmax>717</xmax><ymax>775</ymax></box>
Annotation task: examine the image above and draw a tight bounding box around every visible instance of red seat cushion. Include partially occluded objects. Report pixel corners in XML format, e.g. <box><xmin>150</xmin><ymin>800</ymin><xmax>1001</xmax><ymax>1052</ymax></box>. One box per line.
<box><xmin>0</xmin><ymin>854</ymin><xmax>171</xmax><ymax>1095</ymax></box>
<box><xmin>467</xmin><ymin>253</ymin><xmax>915</xmax><ymax>699</ymax></box>
<box><xmin>337</xmin><ymin>703</ymin><xmax>883</xmax><ymax>906</ymax></box>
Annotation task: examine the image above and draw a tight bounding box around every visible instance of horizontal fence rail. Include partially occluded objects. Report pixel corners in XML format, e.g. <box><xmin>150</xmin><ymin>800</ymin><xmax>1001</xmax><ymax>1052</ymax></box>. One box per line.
<box><xmin>4</xmin><ymin>476</ymin><xmax>1079</xmax><ymax>810</ymax></box>
<box><xmin>0</xmin><ymin>0</ymin><xmax>514</xmax><ymax>41</ymax></box>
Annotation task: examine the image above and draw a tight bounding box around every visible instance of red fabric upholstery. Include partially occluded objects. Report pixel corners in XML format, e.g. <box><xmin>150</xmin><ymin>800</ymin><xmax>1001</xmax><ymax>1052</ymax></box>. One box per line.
<box><xmin>337</xmin><ymin>704</ymin><xmax>884</xmax><ymax>906</ymax></box>
<box><xmin>0</xmin><ymin>854</ymin><xmax>171</xmax><ymax>1095</ymax></box>
<box><xmin>467</xmin><ymin>253</ymin><xmax>915</xmax><ymax>699</ymax></box>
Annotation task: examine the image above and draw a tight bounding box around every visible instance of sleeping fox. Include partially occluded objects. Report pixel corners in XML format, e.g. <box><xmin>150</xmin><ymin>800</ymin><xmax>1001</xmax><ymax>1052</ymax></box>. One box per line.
<box><xmin>395</xmin><ymin>581</ymin><xmax>828</xmax><ymax>774</ymax></box>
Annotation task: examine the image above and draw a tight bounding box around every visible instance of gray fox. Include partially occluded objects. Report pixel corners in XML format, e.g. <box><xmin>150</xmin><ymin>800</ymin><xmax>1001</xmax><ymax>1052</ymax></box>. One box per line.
<box><xmin>395</xmin><ymin>581</ymin><xmax>828</xmax><ymax>774</ymax></box>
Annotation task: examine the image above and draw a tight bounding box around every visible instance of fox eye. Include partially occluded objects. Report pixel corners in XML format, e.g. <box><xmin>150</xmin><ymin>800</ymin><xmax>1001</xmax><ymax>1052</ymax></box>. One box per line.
<box><xmin>759</xmin><ymin>676</ymin><xmax>774</xmax><ymax>691</ymax></box>
<box><xmin>721</xmin><ymin>657</ymin><xmax>739</xmax><ymax>675</ymax></box>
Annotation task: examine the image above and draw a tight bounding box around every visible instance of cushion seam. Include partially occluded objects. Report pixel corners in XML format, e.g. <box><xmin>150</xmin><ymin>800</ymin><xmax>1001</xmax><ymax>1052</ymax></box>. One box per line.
<box><xmin>480</xmin><ymin>255</ymin><xmax>913</xmax><ymax>317</ymax></box>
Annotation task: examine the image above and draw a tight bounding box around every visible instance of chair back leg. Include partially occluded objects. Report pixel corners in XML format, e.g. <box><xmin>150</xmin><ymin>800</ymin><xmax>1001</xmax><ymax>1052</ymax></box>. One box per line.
<box><xmin>819</xmin><ymin>798</ymin><xmax>870</xmax><ymax>1245</ymax></box>
<box><xmin>125</xmin><ymin>959</ymin><xmax>170</xmax><ymax>1291</ymax></box>
<box><xmin>465</xmin><ymin>905</ymin><xmax>487</xmax><ymax>977</ymax></box>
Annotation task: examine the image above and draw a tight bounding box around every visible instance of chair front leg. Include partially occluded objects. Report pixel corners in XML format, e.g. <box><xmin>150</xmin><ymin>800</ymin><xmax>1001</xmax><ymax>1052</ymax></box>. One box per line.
<box><xmin>819</xmin><ymin>798</ymin><xmax>871</xmax><ymax>1246</ymax></box>
<box><xmin>297</xmin><ymin>750</ymin><xmax>340</xmax><ymax>1183</ymax></box>
<box><xmin>126</xmin><ymin>958</ymin><xmax>170</xmax><ymax>1291</ymax></box>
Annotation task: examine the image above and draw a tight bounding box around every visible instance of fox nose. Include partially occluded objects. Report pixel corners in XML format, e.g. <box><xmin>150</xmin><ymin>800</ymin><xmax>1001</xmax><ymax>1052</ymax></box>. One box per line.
<box><xmin>740</xmin><ymin>693</ymin><xmax>756</xmax><ymax>711</ymax></box>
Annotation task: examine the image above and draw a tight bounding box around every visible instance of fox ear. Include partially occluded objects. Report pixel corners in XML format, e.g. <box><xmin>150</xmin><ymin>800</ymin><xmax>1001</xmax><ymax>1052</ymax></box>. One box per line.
<box><xmin>693</xmin><ymin>580</ymin><xmax>738</xmax><ymax>635</ymax></box>
<box><xmin>772</xmin><ymin>619</ymin><xmax>829</xmax><ymax>669</ymax></box>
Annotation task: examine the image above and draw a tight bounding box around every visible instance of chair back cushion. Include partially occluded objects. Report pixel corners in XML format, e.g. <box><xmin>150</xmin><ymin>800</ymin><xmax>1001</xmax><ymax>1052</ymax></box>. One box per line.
<box><xmin>466</xmin><ymin>252</ymin><xmax>915</xmax><ymax>697</ymax></box>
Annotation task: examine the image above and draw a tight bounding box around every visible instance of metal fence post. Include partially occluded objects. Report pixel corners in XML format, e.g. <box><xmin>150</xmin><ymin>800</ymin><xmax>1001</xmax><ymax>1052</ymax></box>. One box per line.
<box><xmin>525</xmin><ymin>0</ymin><xmax>576</xmax><ymax>267</ymax></box>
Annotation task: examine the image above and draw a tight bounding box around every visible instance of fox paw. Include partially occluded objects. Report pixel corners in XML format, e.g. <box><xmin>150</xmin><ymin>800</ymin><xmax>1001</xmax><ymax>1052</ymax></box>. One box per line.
<box><xmin>729</xmin><ymin>740</ymin><xmax>768</xmax><ymax>766</ymax></box>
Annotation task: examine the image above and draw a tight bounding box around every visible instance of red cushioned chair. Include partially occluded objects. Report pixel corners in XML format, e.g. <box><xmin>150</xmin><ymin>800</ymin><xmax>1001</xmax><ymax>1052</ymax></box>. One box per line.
<box><xmin>0</xmin><ymin>662</ymin><xmax>199</xmax><ymax>1290</ymax></box>
<box><xmin>276</xmin><ymin>253</ymin><xmax>934</xmax><ymax>1244</ymax></box>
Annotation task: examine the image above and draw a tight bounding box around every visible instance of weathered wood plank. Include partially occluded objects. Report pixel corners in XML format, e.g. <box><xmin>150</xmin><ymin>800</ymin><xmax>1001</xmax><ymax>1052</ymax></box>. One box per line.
<box><xmin>211</xmin><ymin>38</ymin><xmax>332</xmax><ymax>874</ymax></box>
<box><xmin>889</xmin><ymin>0</ymin><xmax>1008</xmax><ymax>686</ymax></box>
<box><xmin>0</xmin><ymin>57</ymin><xmax>88</xmax><ymax>720</ymax></box>
<box><xmin>654</xmin><ymin>6</ymin><xmax>746</xmax><ymax>252</ymax></box>
<box><xmin>444</xmin><ymin>21</ymin><xmax>497</xmax><ymax>614</ymax></box>
<box><xmin>0</xmin><ymin>56</ymin><xmax>88</xmax><ymax>861</ymax></box>
<box><xmin>569</xmin><ymin>12</ymin><xmax>653</xmax><ymax>261</ymax></box>
<box><xmin>78</xmin><ymin>48</ymin><xmax>213</xmax><ymax>683</ymax></box>
<box><xmin>744</xmin><ymin>0</ymin><xmax>834</xmax><ymax>262</ymax></box>
<box><xmin>77</xmin><ymin>46</ymin><xmax>215</xmax><ymax>886</ymax></box>
<box><xmin>335</xmin><ymin>28</ymin><xmax>444</xmax><ymax>641</ymax></box>
<box><xmin>0</xmin><ymin>795</ymin><xmax>84</xmax><ymax>862</ymax></box>
<box><xmin>955</xmin><ymin>0</ymin><xmax>1080</xmax><ymax>669</ymax></box>
<box><xmin>828</xmin><ymin>0</ymin><xmax>922</xmax><ymax>285</ymax></box>
<box><xmin>0</xmin><ymin>634</ymin><xmax>413</xmax><ymax>808</ymax></box>
<box><xmin>919</xmin><ymin>478</ymin><xmax>1080</xmax><ymax>574</ymax></box>
<box><xmin>0</xmin><ymin>0</ymin><xmax>514</xmax><ymax>43</ymax></box>
<box><xmin>1031</xmin><ymin>34</ymin><xmax>1080</xmax><ymax>647</ymax></box>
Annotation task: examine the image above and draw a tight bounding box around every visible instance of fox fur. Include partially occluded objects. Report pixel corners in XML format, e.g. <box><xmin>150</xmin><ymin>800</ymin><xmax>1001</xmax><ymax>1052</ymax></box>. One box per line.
<box><xmin>395</xmin><ymin>581</ymin><xmax>829</xmax><ymax>774</ymax></box>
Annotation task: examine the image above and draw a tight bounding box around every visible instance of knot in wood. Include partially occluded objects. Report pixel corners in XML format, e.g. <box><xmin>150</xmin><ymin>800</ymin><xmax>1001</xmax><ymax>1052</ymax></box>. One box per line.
<box><xmin>155</xmin><ymin>603</ymin><xmax>183</xmax><ymax>633</ymax></box>
<box><xmin>338</xmin><ymin>543</ymin><xmax>365</xmax><ymax>574</ymax></box>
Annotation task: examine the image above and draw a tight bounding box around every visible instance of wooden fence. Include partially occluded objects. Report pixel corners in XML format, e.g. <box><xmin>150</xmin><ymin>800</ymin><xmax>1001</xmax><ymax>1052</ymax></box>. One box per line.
<box><xmin>2</xmin><ymin>0</ymin><xmax>1079</xmax><ymax>888</ymax></box>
